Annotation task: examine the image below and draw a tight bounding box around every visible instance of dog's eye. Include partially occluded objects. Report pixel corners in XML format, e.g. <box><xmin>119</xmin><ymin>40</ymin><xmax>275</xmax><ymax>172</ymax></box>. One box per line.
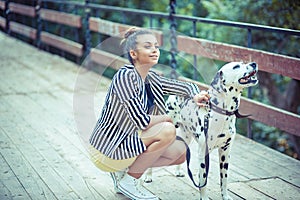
<box><xmin>233</xmin><ymin>65</ymin><xmax>240</xmax><ymax>70</ymax></box>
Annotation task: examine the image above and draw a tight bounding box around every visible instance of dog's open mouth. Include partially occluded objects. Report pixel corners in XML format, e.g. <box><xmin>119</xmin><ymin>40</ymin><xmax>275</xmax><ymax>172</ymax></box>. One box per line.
<box><xmin>239</xmin><ymin>70</ymin><xmax>258</xmax><ymax>84</ymax></box>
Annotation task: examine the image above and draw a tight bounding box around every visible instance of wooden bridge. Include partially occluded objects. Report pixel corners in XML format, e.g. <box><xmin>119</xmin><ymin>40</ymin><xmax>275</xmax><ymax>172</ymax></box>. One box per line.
<box><xmin>0</xmin><ymin>1</ymin><xmax>300</xmax><ymax>200</ymax></box>
<box><xmin>1</xmin><ymin>28</ymin><xmax>300</xmax><ymax>200</ymax></box>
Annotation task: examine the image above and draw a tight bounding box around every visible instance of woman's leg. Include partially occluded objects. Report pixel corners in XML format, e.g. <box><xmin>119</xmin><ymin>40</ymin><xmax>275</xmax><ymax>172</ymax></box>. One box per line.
<box><xmin>127</xmin><ymin>122</ymin><xmax>186</xmax><ymax>179</ymax></box>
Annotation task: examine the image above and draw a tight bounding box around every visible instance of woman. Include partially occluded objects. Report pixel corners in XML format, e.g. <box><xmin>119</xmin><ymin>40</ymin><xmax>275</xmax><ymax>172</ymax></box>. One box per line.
<box><xmin>89</xmin><ymin>27</ymin><xmax>209</xmax><ymax>200</ymax></box>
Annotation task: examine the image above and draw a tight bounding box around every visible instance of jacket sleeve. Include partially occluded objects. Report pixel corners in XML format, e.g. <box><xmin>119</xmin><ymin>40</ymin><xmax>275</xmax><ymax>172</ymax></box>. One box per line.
<box><xmin>113</xmin><ymin>69</ymin><xmax>150</xmax><ymax>130</ymax></box>
<box><xmin>150</xmin><ymin>71</ymin><xmax>201</xmax><ymax>97</ymax></box>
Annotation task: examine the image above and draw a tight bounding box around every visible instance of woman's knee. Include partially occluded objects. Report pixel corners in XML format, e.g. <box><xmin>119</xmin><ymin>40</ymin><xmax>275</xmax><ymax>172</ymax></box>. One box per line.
<box><xmin>159</xmin><ymin>122</ymin><xmax>176</xmax><ymax>141</ymax></box>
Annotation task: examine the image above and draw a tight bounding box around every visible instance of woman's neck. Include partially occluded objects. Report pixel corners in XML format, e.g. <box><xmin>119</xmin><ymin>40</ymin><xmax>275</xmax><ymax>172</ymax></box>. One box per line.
<box><xmin>134</xmin><ymin>64</ymin><xmax>152</xmax><ymax>81</ymax></box>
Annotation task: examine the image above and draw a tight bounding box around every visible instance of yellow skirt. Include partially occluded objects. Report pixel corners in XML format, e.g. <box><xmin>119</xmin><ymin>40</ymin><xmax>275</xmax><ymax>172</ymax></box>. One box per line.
<box><xmin>89</xmin><ymin>130</ymin><xmax>142</xmax><ymax>172</ymax></box>
<box><xmin>88</xmin><ymin>145</ymin><xmax>137</xmax><ymax>172</ymax></box>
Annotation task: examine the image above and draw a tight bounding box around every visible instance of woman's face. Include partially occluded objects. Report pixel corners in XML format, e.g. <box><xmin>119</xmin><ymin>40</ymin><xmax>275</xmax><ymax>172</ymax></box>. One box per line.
<box><xmin>131</xmin><ymin>34</ymin><xmax>160</xmax><ymax>67</ymax></box>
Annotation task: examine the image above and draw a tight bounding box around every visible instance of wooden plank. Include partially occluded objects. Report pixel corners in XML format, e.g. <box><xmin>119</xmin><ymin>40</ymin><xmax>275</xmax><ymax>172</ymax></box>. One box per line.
<box><xmin>90</xmin><ymin>48</ymin><xmax>127</xmax><ymax>70</ymax></box>
<box><xmin>40</xmin><ymin>8</ymin><xmax>82</xmax><ymax>28</ymax></box>
<box><xmin>240</xmin><ymin>97</ymin><xmax>300</xmax><ymax>137</ymax></box>
<box><xmin>177</xmin><ymin>35</ymin><xmax>300</xmax><ymax>80</ymax></box>
<box><xmin>9</xmin><ymin>2</ymin><xmax>35</xmax><ymax>17</ymax></box>
<box><xmin>229</xmin><ymin>181</ymin><xmax>273</xmax><ymax>200</ymax></box>
<box><xmin>247</xmin><ymin>177</ymin><xmax>300</xmax><ymax>199</ymax></box>
<box><xmin>178</xmin><ymin>76</ymin><xmax>300</xmax><ymax>137</ymax></box>
<box><xmin>0</xmin><ymin>127</ymin><xmax>57</xmax><ymax>200</ymax></box>
<box><xmin>0</xmin><ymin>153</ymin><xmax>32</xmax><ymax>200</ymax></box>
<box><xmin>9</xmin><ymin>21</ymin><xmax>37</xmax><ymax>40</ymax></box>
<box><xmin>41</xmin><ymin>31</ymin><xmax>83</xmax><ymax>56</ymax></box>
<box><xmin>233</xmin><ymin>135</ymin><xmax>300</xmax><ymax>187</ymax></box>
<box><xmin>0</xmin><ymin>16</ymin><xmax>5</xmax><ymax>29</ymax></box>
<box><xmin>89</xmin><ymin>17</ymin><xmax>164</xmax><ymax>45</ymax></box>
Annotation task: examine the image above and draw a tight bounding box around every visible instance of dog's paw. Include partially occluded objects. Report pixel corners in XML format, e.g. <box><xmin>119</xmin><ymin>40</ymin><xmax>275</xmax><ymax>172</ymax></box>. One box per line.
<box><xmin>175</xmin><ymin>169</ymin><xmax>185</xmax><ymax>177</ymax></box>
<box><xmin>222</xmin><ymin>195</ymin><xmax>233</xmax><ymax>200</ymax></box>
<box><xmin>174</xmin><ymin>165</ymin><xmax>185</xmax><ymax>177</ymax></box>
<box><xmin>144</xmin><ymin>176</ymin><xmax>153</xmax><ymax>183</ymax></box>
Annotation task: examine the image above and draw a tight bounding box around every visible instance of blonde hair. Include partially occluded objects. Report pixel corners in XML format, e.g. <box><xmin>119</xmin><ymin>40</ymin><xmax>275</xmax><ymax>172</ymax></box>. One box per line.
<box><xmin>121</xmin><ymin>27</ymin><xmax>154</xmax><ymax>64</ymax></box>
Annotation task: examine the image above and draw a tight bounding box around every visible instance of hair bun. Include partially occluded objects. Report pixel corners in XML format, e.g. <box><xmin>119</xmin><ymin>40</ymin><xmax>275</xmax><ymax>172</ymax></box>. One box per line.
<box><xmin>124</xmin><ymin>27</ymin><xmax>140</xmax><ymax>39</ymax></box>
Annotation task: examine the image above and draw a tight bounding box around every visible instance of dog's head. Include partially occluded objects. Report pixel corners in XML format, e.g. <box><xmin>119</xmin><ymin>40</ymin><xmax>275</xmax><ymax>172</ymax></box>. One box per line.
<box><xmin>211</xmin><ymin>62</ymin><xmax>258</xmax><ymax>93</ymax></box>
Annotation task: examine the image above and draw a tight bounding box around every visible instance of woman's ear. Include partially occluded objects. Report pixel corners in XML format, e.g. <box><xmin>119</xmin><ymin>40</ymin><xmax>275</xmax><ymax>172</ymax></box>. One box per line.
<box><xmin>129</xmin><ymin>50</ymin><xmax>137</xmax><ymax>60</ymax></box>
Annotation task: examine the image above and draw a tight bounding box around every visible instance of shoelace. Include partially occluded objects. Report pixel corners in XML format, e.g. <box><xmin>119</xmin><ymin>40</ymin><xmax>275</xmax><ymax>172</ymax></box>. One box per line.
<box><xmin>133</xmin><ymin>179</ymin><xmax>153</xmax><ymax>197</ymax></box>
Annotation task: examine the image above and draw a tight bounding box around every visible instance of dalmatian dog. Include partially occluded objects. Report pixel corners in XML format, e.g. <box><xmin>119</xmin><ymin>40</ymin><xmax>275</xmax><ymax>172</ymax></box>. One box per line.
<box><xmin>145</xmin><ymin>62</ymin><xmax>258</xmax><ymax>200</ymax></box>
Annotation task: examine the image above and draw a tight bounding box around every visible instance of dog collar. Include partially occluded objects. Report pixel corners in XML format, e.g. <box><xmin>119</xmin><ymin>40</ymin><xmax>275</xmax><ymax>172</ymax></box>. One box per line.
<box><xmin>210</xmin><ymin>103</ymin><xmax>235</xmax><ymax>116</ymax></box>
<box><xmin>210</xmin><ymin>103</ymin><xmax>250</xmax><ymax>118</ymax></box>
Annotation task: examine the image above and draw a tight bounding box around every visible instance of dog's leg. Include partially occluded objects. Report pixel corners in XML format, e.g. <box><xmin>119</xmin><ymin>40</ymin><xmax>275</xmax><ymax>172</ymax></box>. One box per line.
<box><xmin>197</xmin><ymin>141</ymin><xmax>209</xmax><ymax>200</ymax></box>
<box><xmin>144</xmin><ymin>168</ymin><xmax>153</xmax><ymax>183</ymax></box>
<box><xmin>175</xmin><ymin>164</ymin><xmax>185</xmax><ymax>177</ymax></box>
<box><xmin>218</xmin><ymin>143</ymin><xmax>233</xmax><ymax>200</ymax></box>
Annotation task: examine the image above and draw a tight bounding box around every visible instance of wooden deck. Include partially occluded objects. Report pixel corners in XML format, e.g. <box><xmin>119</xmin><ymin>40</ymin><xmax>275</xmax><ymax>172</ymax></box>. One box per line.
<box><xmin>0</xmin><ymin>32</ymin><xmax>299</xmax><ymax>200</ymax></box>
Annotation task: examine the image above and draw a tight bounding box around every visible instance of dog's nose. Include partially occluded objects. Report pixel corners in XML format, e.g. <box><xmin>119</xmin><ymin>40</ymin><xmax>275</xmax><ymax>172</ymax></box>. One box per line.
<box><xmin>250</xmin><ymin>62</ymin><xmax>257</xmax><ymax>69</ymax></box>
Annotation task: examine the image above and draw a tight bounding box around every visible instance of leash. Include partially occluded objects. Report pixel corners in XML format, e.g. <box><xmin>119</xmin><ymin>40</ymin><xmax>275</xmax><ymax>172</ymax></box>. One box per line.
<box><xmin>210</xmin><ymin>103</ymin><xmax>251</xmax><ymax>118</ymax></box>
<box><xmin>176</xmin><ymin>114</ymin><xmax>210</xmax><ymax>190</ymax></box>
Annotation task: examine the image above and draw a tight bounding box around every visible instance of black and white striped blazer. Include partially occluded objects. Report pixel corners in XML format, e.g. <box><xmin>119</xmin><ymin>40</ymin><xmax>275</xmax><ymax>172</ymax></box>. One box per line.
<box><xmin>90</xmin><ymin>64</ymin><xmax>200</xmax><ymax>159</ymax></box>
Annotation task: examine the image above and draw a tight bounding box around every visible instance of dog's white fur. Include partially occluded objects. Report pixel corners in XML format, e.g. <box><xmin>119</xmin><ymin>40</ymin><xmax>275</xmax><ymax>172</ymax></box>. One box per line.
<box><xmin>145</xmin><ymin>62</ymin><xmax>258</xmax><ymax>200</ymax></box>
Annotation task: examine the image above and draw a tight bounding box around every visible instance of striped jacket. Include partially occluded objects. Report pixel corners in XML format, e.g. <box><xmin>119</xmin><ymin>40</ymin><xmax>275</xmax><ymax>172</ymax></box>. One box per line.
<box><xmin>90</xmin><ymin>64</ymin><xmax>200</xmax><ymax>159</ymax></box>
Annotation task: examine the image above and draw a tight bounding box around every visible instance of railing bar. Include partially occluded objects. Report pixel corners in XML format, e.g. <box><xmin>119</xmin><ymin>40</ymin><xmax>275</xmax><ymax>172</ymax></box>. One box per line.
<box><xmin>41</xmin><ymin>0</ymin><xmax>300</xmax><ymax>36</ymax></box>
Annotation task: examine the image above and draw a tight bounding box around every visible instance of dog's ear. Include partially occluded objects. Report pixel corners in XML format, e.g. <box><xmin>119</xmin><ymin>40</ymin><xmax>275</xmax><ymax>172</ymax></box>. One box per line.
<box><xmin>211</xmin><ymin>71</ymin><xmax>224</xmax><ymax>93</ymax></box>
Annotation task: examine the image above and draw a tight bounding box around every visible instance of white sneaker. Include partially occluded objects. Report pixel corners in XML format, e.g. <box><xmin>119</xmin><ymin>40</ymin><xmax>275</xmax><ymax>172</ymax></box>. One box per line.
<box><xmin>110</xmin><ymin>171</ymin><xmax>126</xmax><ymax>193</ymax></box>
<box><xmin>118</xmin><ymin>174</ymin><xmax>159</xmax><ymax>200</ymax></box>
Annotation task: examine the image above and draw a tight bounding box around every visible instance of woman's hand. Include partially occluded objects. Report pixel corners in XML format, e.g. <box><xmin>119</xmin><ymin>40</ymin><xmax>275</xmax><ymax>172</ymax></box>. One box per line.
<box><xmin>193</xmin><ymin>91</ymin><xmax>210</xmax><ymax>107</ymax></box>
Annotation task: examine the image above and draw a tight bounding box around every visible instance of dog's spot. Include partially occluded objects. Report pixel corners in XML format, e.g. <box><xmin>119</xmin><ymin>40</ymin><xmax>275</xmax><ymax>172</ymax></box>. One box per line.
<box><xmin>221</xmin><ymin>155</ymin><xmax>225</xmax><ymax>162</ymax></box>
<box><xmin>203</xmin><ymin>173</ymin><xmax>206</xmax><ymax>178</ymax></box>
<box><xmin>168</xmin><ymin>106</ymin><xmax>174</xmax><ymax>110</ymax></box>
<box><xmin>224</xmin><ymin>163</ymin><xmax>229</xmax><ymax>170</ymax></box>
<box><xmin>215</xmin><ymin>118</ymin><xmax>218</xmax><ymax>122</ymax></box>
<box><xmin>211</xmin><ymin>97</ymin><xmax>219</xmax><ymax>105</ymax></box>
<box><xmin>229</xmin><ymin>86</ymin><xmax>234</xmax><ymax>92</ymax></box>
<box><xmin>200</xmin><ymin>126</ymin><xmax>204</xmax><ymax>132</ymax></box>
<box><xmin>201</xmin><ymin>163</ymin><xmax>205</xmax><ymax>168</ymax></box>
<box><xmin>218</xmin><ymin>133</ymin><xmax>225</xmax><ymax>138</ymax></box>
<box><xmin>192</xmin><ymin>126</ymin><xmax>196</xmax><ymax>132</ymax></box>
<box><xmin>233</xmin><ymin>64</ymin><xmax>240</xmax><ymax>70</ymax></box>
<box><xmin>220</xmin><ymin>163</ymin><xmax>223</xmax><ymax>169</ymax></box>
<box><xmin>210</xmin><ymin>135</ymin><xmax>213</xmax><ymax>141</ymax></box>
<box><xmin>198</xmin><ymin>118</ymin><xmax>202</xmax><ymax>126</ymax></box>
<box><xmin>220</xmin><ymin>172</ymin><xmax>223</xmax><ymax>179</ymax></box>
<box><xmin>225</xmin><ymin>173</ymin><xmax>228</xmax><ymax>178</ymax></box>
<box><xmin>226</xmin><ymin>138</ymin><xmax>232</xmax><ymax>143</ymax></box>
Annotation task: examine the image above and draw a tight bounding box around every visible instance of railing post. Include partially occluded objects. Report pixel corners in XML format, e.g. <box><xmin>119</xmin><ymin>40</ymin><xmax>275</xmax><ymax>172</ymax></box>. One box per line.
<box><xmin>247</xmin><ymin>28</ymin><xmax>253</xmax><ymax>139</ymax></box>
<box><xmin>4</xmin><ymin>0</ymin><xmax>10</xmax><ymax>35</ymax></box>
<box><xmin>35</xmin><ymin>0</ymin><xmax>42</xmax><ymax>48</ymax></box>
<box><xmin>83</xmin><ymin>0</ymin><xmax>91</xmax><ymax>59</ymax></box>
<box><xmin>169</xmin><ymin>0</ymin><xmax>178</xmax><ymax>80</ymax></box>
<box><xmin>193</xmin><ymin>20</ymin><xmax>197</xmax><ymax>80</ymax></box>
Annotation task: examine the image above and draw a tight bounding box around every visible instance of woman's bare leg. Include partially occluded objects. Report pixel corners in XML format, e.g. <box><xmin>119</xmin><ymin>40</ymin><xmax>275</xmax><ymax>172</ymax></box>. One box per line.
<box><xmin>127</xmin><ymin>122</ymin><xmax>186</xmax><ymax>178</ymax></box>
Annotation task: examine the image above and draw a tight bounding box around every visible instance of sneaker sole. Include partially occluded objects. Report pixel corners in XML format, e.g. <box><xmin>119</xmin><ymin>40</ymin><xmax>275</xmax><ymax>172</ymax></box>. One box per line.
<box><xmin>118</xmin><ymin>184</ymin><xmax>158</xmax><ymax>200</ymax></box>
<box><xmin>110</xmin><ymin>173</ymin><xmax>121</xmax><ymax>194</ymax></box>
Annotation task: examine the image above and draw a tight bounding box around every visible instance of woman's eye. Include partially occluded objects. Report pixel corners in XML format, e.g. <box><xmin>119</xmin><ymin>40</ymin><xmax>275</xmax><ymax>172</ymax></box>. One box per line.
<box><xmin>145</xmin><ymin>46</ymin><xmax>151</xmax><ymax>49</ymax></box>
<box><xmin>155</xmin><ymin>46</ymin><xmax>160</xmax><ymax>49</ymax></box>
